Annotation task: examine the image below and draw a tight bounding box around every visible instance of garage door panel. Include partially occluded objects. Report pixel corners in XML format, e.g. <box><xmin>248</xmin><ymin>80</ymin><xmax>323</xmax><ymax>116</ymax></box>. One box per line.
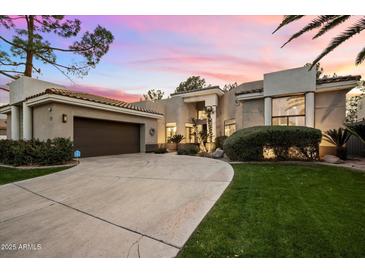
<box><xmin>74</xmin><ymin>117</ymin><xmax>140</xmax><ymax>157</ymax></box>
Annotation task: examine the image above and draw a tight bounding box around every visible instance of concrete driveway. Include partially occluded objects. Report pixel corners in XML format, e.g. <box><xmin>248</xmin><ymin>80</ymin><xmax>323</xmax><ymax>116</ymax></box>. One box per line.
<box><xmin>0</xmin><ymin>153</ymin><xmax>233</xmax><ymax>257</ymax></box>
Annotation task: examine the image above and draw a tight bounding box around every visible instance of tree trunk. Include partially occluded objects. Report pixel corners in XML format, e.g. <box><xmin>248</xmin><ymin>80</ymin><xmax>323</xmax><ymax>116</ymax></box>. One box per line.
<box><xmin>24</xmin><ymin>16</ymin><xmax>34</xmax><ymax>77</ymax></box>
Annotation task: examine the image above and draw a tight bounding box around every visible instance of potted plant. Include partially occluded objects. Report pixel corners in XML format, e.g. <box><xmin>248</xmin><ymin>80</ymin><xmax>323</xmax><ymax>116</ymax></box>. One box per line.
<box><xmin>323</xmin><ymin>128</ymin><xmax>351</xmax><ymax>160</ymax></box>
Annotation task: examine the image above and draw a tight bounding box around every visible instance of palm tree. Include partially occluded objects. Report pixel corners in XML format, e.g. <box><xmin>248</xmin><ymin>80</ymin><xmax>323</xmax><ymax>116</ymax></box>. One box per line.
<box><xmin>322</xmin><ymin>128</ymin><xmax>352</xmax><ymax>159</ymax></box>
<box><xmin>273</xmin><ymin>15</ymin><xmax>365</xmax><ymax>69</ymax></box>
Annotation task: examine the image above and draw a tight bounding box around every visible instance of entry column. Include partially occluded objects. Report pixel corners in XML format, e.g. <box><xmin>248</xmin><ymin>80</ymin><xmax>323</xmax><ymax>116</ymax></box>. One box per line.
<box><xmin>11</xmin><ymin>105</ymin><xmax>20</xmax><ymax>140</ymax></box>
<box><xmin>23</xmin><ymin>102</ymin><xmax>32</xmax><ymax>140</ymax></box>
<box><xmin>305</xmin><ymin>92</ymin><xmax>315</xmax><ymax>127</ymax></box>
<box><xmin>264</xmin><ymin>97</ymin><xmax>272</xmax><ymax>126</ymax></box>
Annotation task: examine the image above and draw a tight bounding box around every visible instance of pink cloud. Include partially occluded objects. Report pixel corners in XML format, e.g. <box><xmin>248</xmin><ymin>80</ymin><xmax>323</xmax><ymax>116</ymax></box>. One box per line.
<box><xmin>127</xmin><ymin>49</ymin><xmax>284</xmax><ymax>83</ymax></box>
<box><xmin>67</xmin><ymin>84</ymin><xmax>142</xmax><ymax>103</ymax></box>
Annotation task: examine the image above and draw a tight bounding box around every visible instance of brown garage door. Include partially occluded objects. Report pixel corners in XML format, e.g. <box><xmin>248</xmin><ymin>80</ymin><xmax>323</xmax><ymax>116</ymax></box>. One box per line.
<box><xmin>74</xmin><ymin>117</ymin><xmax>140</xmax><ymax>157</ymax></box>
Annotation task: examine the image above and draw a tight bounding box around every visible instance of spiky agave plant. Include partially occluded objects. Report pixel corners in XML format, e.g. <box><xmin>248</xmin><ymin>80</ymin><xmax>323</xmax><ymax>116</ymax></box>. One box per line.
<box><xmin>323</xmin><ymin>128</ymin><xmax>352</xmax><ymax>159</ymax></box>
<box><xmin>346</xmin><ymin>123</ymin><xmax>365</xmax><ymax>144</ymax></box>
<box><xmin>273</xmin><ymin>15</ymin><xmax>365</xmax><ymax>68</ymax></box>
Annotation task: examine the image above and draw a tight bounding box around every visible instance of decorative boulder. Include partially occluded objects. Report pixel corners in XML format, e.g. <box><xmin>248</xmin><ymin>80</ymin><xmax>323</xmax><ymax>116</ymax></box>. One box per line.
<box><xmin>323</xmin><ymin>155</ymin><xmax>344</xmax><ymax>164</ymax></box>
<box><xmin>212</xmin><ymin>148</ymin><xmax>224</xmax><ymax>159</ymax></box>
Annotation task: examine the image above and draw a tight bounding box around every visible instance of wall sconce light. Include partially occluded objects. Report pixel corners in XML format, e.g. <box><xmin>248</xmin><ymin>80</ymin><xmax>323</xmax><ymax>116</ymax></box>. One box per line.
<box><xmin>62</xmin><ymin>114</ymin><xmax>68</xmax><ymax>123</ymax></box>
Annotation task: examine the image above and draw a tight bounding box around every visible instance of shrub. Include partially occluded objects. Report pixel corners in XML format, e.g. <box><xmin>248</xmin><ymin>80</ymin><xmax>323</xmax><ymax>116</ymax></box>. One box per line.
<box><xmin>322</xmin><ymin>128</ymin><xmax>351</xmax><ymax>160</ymax></box>
<box><xmin>223</xmin><ymin>126</ymin><xmax>322</xmax><ymax>161</ymax></box>
<box><xmin>177</xmin><ymin>144</ymin><xmax>199</xmax><ymax>155</ymax></box>
<box><xmin>154</xmin><ymin>146</ymin><xmax>168</xmax><ymax>154</ymax></box>
<box><xmin>0</xmin><ymin>138</ymin><xmax>73</xmax><ymax>166</ymax></box>
<box><xmin>215</xmin><ymin>136</ymin><xmax>227</xmax><ymax>149</ymax></box>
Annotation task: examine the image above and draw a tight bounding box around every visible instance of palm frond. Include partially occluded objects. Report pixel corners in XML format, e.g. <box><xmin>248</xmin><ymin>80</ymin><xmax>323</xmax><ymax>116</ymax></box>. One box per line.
<box><xmin>355</xmin><ymin>46</ymin><xmax>365</xmax><ymax>65</ymax></box>
<box><xmin>323</xmin><ymin>128</ymin><xmax>351</xmax><ymax>146</ymax></box>
<box><xmin>272</xmin><ymin>15</ymin><xmax>304</xmax><ymax>34</ymax></box>
<box><xmin>282</xmin><ymin>15</ymin><xmax>337</xmax><ymax>47</ymax></box>
<box><xmin>310</xmin><ymin>17</ymin><xmax>365</xmax><ymax>69</ymax></box>
<box><xmin>313</xmin><ymin>15</ymin><xmax>351</xmax><ymax>39</ymax></box>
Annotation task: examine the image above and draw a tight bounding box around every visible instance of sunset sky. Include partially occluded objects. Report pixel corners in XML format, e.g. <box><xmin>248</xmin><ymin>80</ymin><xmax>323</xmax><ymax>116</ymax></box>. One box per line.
<box><xmin>1</xmin><ymin>15</ymin><xmax>364</xmax><ymax>104</ymax></box>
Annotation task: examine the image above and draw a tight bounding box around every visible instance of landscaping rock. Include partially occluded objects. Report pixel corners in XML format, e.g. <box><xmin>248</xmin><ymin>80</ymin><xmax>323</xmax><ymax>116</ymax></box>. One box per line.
<box><xmin>212</xmin><ymin>148</ymin><xmax>224</xmax><ymax>159</ymax></box>
<box><xmin>323</xmin><ymin>155</ymin><xmax>344</xmax><ymax>164</ymax></box>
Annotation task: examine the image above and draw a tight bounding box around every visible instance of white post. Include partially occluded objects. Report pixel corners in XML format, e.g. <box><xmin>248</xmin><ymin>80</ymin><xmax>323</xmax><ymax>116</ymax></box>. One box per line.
<box><xmin>305</xmin><ymin>92</ymin><xmax>315</xmax><ymax>127</ymax></box>
<box><xmin>22</xmin><ymin>102</ymin><xmax>32</xmax><ymax>140</ymax></box>
<box><xmin>264</xmin><ymin>97</ymin><xmax>272</xmax><ymax>126</ymax></box>
<box><xmin>11</xmin><ymin>105</ymin><xmax>20</xmax><ymax>140</ymax></box>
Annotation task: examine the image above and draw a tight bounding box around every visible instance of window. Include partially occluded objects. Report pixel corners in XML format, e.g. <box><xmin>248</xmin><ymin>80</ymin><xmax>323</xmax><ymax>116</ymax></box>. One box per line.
<box><xmin>197</xmin><ymin>110</ymin><xmax>207</xmax><ymax>120</ymax></box>
<box><xmin>166</xmin><ymin>123</ymin><xmax>176</xmax><ymax>142</ymax></box>
<box><xmin>272</xmin><ymin>95</ymin><xmax>305</xmax><ymax>126</ymax></box>
<box><xmin>185</xmin><ymin>123</ymin><xmax>195</xmax><ymax>143</ymax></box>
<box><xmin>224</xmin><ymin>119</ymin><xmax>236</xmax><ymax>136</ymax></box>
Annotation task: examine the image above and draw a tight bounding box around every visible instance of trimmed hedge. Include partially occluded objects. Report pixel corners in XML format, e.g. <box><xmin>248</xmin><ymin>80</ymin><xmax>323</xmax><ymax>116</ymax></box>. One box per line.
<box><xmin>215</xmin><ymin>135</ymin><xmax>227</xmax><ymax>149</ymax></box>
<box><xmin>223</xmin><ymin>126</ymin><xmax>322</xmax><ymax>161</ymax></box>
<box><xmin>0</xmin><ymin>138</ymin><xmax>73</xmax><ymax>166</ymax></box>
<box><xmin>177</xmin><ymin>144</ymin><xmax>199</xmax><ymax>155</ymax></box>
<box><xmin>154</xmin><ymin>146</ymin><xmax>168</xmax><ymax>154</ymax></box>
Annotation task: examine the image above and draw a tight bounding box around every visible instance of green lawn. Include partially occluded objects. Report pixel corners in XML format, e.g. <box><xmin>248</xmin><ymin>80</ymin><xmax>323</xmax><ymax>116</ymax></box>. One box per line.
<box><xmin>179</xmin><ymin>163</ymin><xmax>365</xmax><ymax>258</ymax></box>
<box><xmin>0</xmin><ymin>166</ymin><xmax>70</xmax><ymax>186</ymax></box>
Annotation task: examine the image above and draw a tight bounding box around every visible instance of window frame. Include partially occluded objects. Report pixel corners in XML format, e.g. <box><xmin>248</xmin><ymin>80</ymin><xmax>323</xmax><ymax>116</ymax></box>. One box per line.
<box><xmin>166</xmin><ymin>123</ymin><xmax>177</xmax><ymax>143</ymax></box>
<box><xmin>271</xmin><ymin>95</ymin><xmax>306</xmax><ymax>126</ymax></box>
<box><xmin>185</xmin><ymin>123</ymin><xmax>195</xmax><ymax>143</ymax></box>
<box><xmin>224</xmin><ymin>119</ymin><xmax>236</xmax><ymax>136</ymax></box>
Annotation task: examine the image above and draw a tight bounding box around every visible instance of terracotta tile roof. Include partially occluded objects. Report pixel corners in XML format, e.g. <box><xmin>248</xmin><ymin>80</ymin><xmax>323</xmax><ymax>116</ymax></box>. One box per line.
<box><xmin>316</xmin><ymin>75</ymin><xmax>361</xmax><ymax>85</ymax></box>
<box><xmin>0</xmin><ymin>119</ymin><xmax>6</xmax><ymax>130</ymax></box>
<box><xmin>235</xmin><ymin>88</ymin><xmax>263</xmax><ymax>96</ymax></box>
<box><xmin>170</xmin><ymin>86</ymin><xmax>222</xmax><ymax>96</ymax></box>
<box><xmin>26</xmin><ymin>88</ymin><xmax>163</xmax><ymax>115</ymax></box>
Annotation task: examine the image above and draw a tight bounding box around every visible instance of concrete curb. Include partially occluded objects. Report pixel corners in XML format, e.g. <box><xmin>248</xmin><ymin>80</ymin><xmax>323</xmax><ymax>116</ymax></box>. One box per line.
<box><xmin>228</xmin><ymin>160</ymin><xmax>365</xmax><ymax>172</ymax></box>
<box><xmin>0</xmin><ymin>160</ymin><xmax>79</xmax><ymax>170</ymax></box>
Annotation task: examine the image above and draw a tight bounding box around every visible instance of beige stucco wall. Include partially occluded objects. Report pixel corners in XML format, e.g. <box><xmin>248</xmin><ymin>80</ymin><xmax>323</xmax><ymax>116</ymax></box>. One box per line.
<box><xmin>315</xmin><ymin>90</ymin><xmax>347</xmax><ymax>132</ymax></box>
<box><xmin>9</xmin><ymin>76</ymin><xmax>64</xmax><ymax>105</ymax></box>
<box><xmin>132</xmin><ymin>100</ymin><xmax>166</xmax><ymax>144</ymax></box>
<box><xmin>32</xmin><ymin>102</ymin><xmax>159</xmax><ymax>149</ymax></box>
<box><xmin>264</xmin><ymin>67</ymin><xmax>316</xmax><ymax>97</ymax></box>
<box><xmin>217</xmin><ymin>89</ymin><xmax>237</xmax><ymax>136</ymax></box>
<box><xmin>315</xmin><ymin>89</ymin><xmax>348</xmax><ymax>156</ymax></box>
<box><xmin>134</xmin><ymin>97</ymin><xmax>198</xmax><ymax>143</ymax></box>
<box><xmin>241</xmin><ymin>98</ymin><xmax>265</xmax><ymax>128</ymax></box>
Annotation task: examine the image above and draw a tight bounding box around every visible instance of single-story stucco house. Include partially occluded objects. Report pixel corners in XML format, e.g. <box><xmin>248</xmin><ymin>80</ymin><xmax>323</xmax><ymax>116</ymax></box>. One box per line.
<box><xmin>0</xmin><ymin>66</ymin><xmax>360</xmax><ymax>157</ymax></box>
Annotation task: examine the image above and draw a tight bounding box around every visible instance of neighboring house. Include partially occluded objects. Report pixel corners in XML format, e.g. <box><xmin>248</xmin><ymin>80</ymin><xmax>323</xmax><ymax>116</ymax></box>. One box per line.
<box><xmin>0</xmin><ymin>67</ymin><xmax>360</xmax><ymax>157</ymax></box>
<box><xmin>0</xmin><ymin>119</ymin><xmax>6</xmax><ymax>139</ymax></box>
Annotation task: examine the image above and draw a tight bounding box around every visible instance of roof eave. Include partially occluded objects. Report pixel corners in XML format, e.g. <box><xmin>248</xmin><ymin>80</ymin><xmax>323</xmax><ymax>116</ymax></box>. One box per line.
<box><xmin>236</xmin><ymin>92</ymin><xmax>264</xmax><ymax>101</ymax></box>
<box><xmin>170</xmin><ymin>86</ymin><xmax>224</xmax><ymax>97</ymax></box>
<box><xmin>316</xmin><ymin>79</ymin><xmax>359</xmax><ymax>93</ymax></box>
<box><xmin>26</xmin><ymin>94</ymin><xmax>164</xmax><ymax>119</ymax></box>
<box><xmin>0</xmin><ymin>105</ymin><xmax>11</xmax><ymax>114</ymax></box>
